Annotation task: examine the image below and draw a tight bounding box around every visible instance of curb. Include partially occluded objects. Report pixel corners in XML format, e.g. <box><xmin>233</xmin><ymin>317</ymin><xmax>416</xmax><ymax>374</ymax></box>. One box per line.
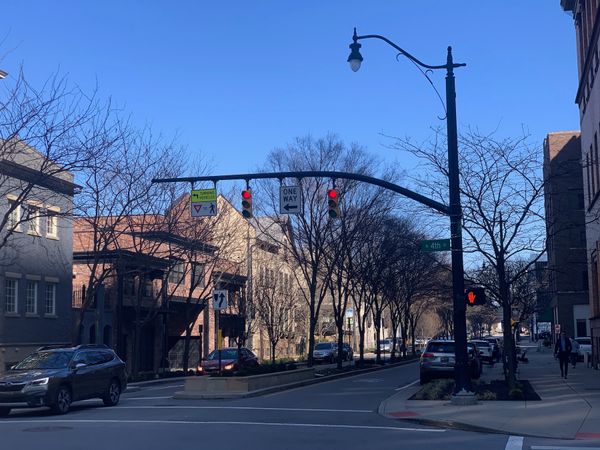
<box><xmin>174</xmin><ymin>359</ymin><xmax>419</xmax><ymax>399</ymax></box>
<box><xmin>395</xmin><ymin>417</ymin><xmax>570</xmax><ymax>440</ymax></box>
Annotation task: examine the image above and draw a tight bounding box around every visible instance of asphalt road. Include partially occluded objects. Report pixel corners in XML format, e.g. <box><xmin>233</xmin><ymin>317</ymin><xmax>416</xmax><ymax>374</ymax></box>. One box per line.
<box><xmin>0</xmin><ymin>362</ymin><xmax>599</xmax><ymax>450</ymax></box>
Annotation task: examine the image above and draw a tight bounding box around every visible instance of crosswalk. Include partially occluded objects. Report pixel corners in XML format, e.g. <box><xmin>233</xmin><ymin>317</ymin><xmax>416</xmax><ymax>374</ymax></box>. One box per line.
<box><xmin>506</xmin><ymin>435</ymin><xmax>600</xmax><ymax>450</ymax></box>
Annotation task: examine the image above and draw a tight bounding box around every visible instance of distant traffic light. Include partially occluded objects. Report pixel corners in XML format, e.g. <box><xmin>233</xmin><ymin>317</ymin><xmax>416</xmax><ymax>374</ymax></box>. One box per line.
<box><xmin>327</xmin><ymin>189</ymin><xmax>340</xmax><ymax>219</ymax></box>
<box><xmin>465</xmin><ymin>287</ymin><xmax>486</xmax><ymax>306</ymax></box>
<box><xmin>241</xmin><ymin>189</ymin><xmax>253</xmax><ymax>219</ymax></box>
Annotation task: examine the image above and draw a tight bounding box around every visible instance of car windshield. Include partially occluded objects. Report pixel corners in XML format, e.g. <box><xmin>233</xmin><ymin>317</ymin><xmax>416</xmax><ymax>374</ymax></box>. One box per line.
<box><xmin>426</xmin><ymin>342</ymin><xmax>455</xmax><ymax>353</ymax></box>
<box><xmin>14</xmin><ymin>351</ymin><xmax>74</xmax><ymax>369</ymax></box>
<box><xmin>315</xmin><ymin>343</ymin><xmax>334</xmax><ymax>350</ymax></box>
<box><xmin>207</xmin><ymin>349</ymin><xmax>238</xmax><ymax>360</ymax></box>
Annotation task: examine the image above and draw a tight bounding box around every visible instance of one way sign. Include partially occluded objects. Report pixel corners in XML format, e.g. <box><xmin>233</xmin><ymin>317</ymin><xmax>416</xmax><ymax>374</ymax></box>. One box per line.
<box><xmin>279</xmin><ymin>185</ymin><xmax>302</xmax><ymax>215</ymax></box>
<box><xmin>213</xmin><ymin>290</ymin><xmax>228</xmax><ymax>310</ymax></box>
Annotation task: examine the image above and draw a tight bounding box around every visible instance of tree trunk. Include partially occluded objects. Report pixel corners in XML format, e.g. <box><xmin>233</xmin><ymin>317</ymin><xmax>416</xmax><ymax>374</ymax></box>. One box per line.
<box><xmin>182</xmin><ymin>324</ymin><xmax>192</xmax><ymax>373</ymax></box>
<box><xmin>337</xmin><ymin>320</ymin><xmax>344</xmax><ymax>369</ymax></box>
<box><xmin>271</xmin><ymin>341</ymin><xmax>276</xmax><ymax>365</ymax></box>
<box><xmin>307</xmin><ymin>310</ymin><xmax>316</xmax><ymax>367</ymax></box>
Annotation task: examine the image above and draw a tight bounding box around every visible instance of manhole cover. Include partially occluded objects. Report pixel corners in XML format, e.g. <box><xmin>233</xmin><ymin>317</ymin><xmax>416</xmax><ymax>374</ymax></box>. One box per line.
<box><xmin>23</xmin><ymin>426</ymin><xmax>73</xmax><ymax>432</ymax></box>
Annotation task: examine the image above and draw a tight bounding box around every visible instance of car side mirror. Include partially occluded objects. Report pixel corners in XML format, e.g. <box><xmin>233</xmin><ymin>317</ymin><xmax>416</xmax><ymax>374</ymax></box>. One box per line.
<box><xmin>71</xmin><ymin>362</ymin><xmax>86</xmax><ymax>371</ymax></box>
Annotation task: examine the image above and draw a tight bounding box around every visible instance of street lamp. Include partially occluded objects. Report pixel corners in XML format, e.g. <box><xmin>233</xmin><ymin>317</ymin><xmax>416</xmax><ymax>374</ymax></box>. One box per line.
<box><xmin>348</xmin><ymin>28</ymin><xmax>474</xmax><ymax>404</ymax></box>
<box><xmin>0</xmin><ymin>70</ymin><xmax>7</xmax><ymax>79</ymax></box>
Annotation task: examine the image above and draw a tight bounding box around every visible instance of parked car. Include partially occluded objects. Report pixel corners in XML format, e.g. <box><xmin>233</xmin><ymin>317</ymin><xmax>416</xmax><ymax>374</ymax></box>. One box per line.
<box><xmin>312</xmin><ymin>342</ymin><xmax>338</xmax><ymax>363</ymax></box>
<box><xmin>419</xmin><ymin>340</ymin><xmax>482</xmax><ymax>384</ymax></box>
<box><xmin>379</xmin><ymin>338</ymin><xmax>403</xmax><ymax>353</ymax></box>
<box><xmin>0</xmin><ymin>344</ymin><xmax>126</xmax><ymax>417</ymax></box>
<box><xmin>575</xmin><ymin>337</ymin><xmax>592</xmax><ymax>360</ymax></box>
<box><xmin>470</xmin><ymin>340</ymin><xmax>494</xmax><ymax>364</ymax></box>
<box><xmin>482</xmin><ymin>336</ymin><xmax>502</xmax><ymax>362</ymax></box>
<box><xmin>340</xmin><ymin>344</ymin><xmax>354</xmax><ymax>361</ymax></box>
<box><xmin>198</xmin><ymin>347</ymin><xmax>259</xmax><ymax>375</ymax></box>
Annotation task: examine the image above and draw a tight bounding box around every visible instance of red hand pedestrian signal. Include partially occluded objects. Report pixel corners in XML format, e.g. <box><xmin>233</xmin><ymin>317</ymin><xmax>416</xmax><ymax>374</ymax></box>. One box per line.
<box><xmin>465</xmin><ymin>288</ymin><xmax>486</xmax><ymax>306</ymax></box>
<box><xmin>467</xmin><ymin>291</ymin><xmax>476</xmax><ymax>305</ymax></box>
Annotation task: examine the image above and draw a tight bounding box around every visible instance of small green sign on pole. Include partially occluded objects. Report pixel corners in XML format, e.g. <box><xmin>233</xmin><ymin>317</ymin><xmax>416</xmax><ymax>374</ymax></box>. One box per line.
<box><xmin>420</xmin><ymin>239</ymin><xmax>451</xmax><ymax>252</ymax></box>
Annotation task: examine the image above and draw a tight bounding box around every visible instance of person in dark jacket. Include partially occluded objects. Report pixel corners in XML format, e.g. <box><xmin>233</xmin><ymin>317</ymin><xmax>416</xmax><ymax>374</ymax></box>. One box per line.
<box><xmin>554</xmin><ymin>331</ymin><xmax>573</xmax><ymax>379</ymax></box>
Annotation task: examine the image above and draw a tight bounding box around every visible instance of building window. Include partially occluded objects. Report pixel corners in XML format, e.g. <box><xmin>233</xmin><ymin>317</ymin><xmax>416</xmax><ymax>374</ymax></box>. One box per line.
<box><xmin>576</xmin><ymin>319</ymin><xmax>588</xmax><ymax>337</ymax></box>
<box><xmin>45</xmin><ymin>283</ymin><xmax>56</xmax><ymax>315</ymax></box>
<box><xmin>46</xmin><ymin>211</ymin><xmax>58</xmax><ymax>238</ymax></box>
<box><xmin>26</xmin><ymin>205</ymin><xmax>40</xmax><ymax>235</ymax></box>
<box><xmin>168</xmin><ymin>261</ymin><xmax>185</xmax><ymax>284</ymax></box>
<box><xmin>192</xmin><ymin>263</ymin><xmax>205</xmax><ymax>288</ymax></box>
<box><xmin>143</xmin><ymin>280</ymin><xmax>153</xmax><ymax>297</ymax></box>
<box><xmin>5</xmin><ymin>278</ymin><xmax>17</xmax><ymax>313</ymax></box>
<box><xmin>7</xmin><ymin>201</ymin><xmax>21</xmax><ymax>231</ymax></box>
<box><xmin>124</xmin><ymin>277</ymin><xmax>135</xmax><ymax>296</ymax></box>
<box><xmin>26</xmin><ymin>281</ymin><xmax>38</xmax><ymax>314</ymax></box>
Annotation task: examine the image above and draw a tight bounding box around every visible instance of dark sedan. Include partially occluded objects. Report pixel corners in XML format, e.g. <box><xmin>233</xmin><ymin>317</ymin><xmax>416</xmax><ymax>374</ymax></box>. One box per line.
<box><xmin>198</xmin><ymin>347</ymin><xmax>259</xmax><ymax>375</ymax></box>
<box><xmin>0</xmin><ymin>344</ymin><xmax>127</xmax><ymax>416</ymax></box>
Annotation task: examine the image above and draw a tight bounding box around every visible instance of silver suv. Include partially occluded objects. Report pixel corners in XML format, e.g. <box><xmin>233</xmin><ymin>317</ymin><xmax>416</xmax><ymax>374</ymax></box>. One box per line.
<box><xmin>419</xmin><ymin>340</ymin><xmax>482</xmax><ymax>384</ymax></box>
<box><xmin>312</xmin><ymin>342</ymin><xmax>337</xmax><ymax>363</ymax></box>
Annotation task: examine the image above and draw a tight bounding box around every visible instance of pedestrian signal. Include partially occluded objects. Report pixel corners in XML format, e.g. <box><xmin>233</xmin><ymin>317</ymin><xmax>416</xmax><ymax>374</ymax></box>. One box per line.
<box><xmin>465</xmin><ymin>287</ymin><xmax>486</xmax><ymax>306</ymax></box>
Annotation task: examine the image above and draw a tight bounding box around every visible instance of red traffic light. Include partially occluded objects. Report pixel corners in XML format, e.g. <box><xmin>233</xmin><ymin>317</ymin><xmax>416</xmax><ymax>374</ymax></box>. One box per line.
<box><xmin>327</xmin><ymin>189</ymin><xmax>338</xmax><ymax>199</ymax></box>
<box><xmin>242</xmin><ymin>190</ymin><xmax>252</xmax><ymax>200</ymax></box>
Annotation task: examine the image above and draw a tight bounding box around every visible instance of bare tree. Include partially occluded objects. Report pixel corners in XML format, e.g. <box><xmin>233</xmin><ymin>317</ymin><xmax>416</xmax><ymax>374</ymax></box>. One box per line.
<box><xmin>394</xmin><ymin>129</ymin><xmax>545</xmax><ymax>387</ymax></box>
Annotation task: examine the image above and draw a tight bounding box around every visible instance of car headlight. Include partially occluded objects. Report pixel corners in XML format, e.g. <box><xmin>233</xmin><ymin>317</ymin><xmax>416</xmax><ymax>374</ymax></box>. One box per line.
<box><xmin>29</xmin><ymin>377</ymin><xmax>49</xmax><ymax>386</ymax></box>
<box><xmin>223</xmin><ymin>363</ymin><xmax>235</xmax><ymax>370</ymax></box>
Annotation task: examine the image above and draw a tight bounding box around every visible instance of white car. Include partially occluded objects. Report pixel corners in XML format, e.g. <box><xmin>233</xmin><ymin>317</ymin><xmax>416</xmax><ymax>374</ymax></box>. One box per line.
<box><xmin>575</xmin><ymin>337</ymin><xmax>592</xmax><ymax>359</ymax></box>
<box><xmin>470</xmin><ymin>340</ymin><xmax>494</xmax><ymax>363</ymax></box>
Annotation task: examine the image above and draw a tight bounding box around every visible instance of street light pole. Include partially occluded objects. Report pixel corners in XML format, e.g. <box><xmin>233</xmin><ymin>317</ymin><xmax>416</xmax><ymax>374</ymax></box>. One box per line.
<box><xmin>348</xmin><ymin>29</ymin><xmax>474</xmax><ymax>402</ymax></box>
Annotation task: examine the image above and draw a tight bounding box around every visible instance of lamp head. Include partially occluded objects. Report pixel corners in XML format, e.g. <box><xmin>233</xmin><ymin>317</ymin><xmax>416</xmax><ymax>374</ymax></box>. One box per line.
<box><xmin>0</xmin><ymin>70</ymin><xmax>7</xmax><ymax>79</ymax></box>
<box><xmin>348</xmin><ymin>28</ymin><xmax>363</xmax><ymax>72</ymax></box>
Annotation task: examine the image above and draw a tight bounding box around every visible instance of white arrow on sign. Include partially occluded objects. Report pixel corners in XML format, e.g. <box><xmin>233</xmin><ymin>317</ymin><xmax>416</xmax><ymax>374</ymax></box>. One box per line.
<box><xmin>213</xmin><ymin>289</ymin><xmax>228</xmax><ymax>310</ymax></box>
<box><xmin>279</xmin><ymin>185</ymin><xmax>302</xmax><ymax>215</ymax></box>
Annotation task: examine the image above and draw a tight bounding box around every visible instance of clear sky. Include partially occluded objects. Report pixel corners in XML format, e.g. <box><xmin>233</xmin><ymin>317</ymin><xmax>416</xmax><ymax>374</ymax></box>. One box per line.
<box><xmin>0</xmin><ymin>1</ymin><xmax>581</xmax><ymax>178</ymax></box>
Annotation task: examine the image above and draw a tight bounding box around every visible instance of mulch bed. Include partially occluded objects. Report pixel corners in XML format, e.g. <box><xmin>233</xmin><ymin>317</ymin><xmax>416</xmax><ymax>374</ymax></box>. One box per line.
<box><xmin>410</xmin><ymin>379</ymin><xmax>541</xmax><ymax>401</ymax></box>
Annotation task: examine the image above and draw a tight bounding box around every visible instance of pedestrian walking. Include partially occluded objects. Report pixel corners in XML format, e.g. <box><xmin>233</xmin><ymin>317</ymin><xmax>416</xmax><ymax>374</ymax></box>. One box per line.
<box><xmin>554</xmin><ymin>331</ymin><xmax>572</xmax><ymax>379</ymax></box>
<box><xmin>570</xmin><ymin>337</ymin><xmax>580</xmax><ymax>368</ymax></box>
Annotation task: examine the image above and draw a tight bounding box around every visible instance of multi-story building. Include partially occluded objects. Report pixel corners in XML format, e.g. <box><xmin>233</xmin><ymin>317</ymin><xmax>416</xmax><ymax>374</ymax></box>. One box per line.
<box><xmin>72</xmin><ymin>196</ymin><xmax>246</xmax><ymax>375</ymax></box>
<box><xmin>0</xmin><ymin>140</ymin><xmax>77</xmax><ymax>372</ymax></box>
<box><xmin>543</xmin><ymin>132</ymin><xmax>590</xmax><ymax>340</ymax></box>
<box><xmin>562</xmin><ymin>0</ymin><xmax>600</xmax><ymax>366</ymax></box>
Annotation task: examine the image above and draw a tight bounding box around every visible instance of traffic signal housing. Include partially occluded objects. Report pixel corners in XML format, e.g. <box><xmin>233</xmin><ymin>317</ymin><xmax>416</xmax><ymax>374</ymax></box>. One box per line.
<box><xmin>465</xmin><ymin>287</ymin><xmax>486</xmax><ymax>306</ymax></box>
<box><xmin>241</xmin><ymin>189</ymin><xmax>253</xmax><ymax>219</ymax></box>
<box><xmin>327</xmin><ymin>189</ymin><xmax>340</xmax><ymax>219</ymax></box>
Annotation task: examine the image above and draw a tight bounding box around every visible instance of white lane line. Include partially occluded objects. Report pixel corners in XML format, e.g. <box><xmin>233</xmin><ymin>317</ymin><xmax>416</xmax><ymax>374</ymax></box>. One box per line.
<box><xmin>395</xmin><ymin>380</ymin><xmax>419</xmax><ymax>391</ymax></box>
<box><xmin>137</xmin><ymin>385</ymin><xmax>184</xmax><ymax>391</ymax></box>
<box><xmin>0</xmin><ymin>419</ymin><xmax>446</xmax><ymax>432</ymax></box>
<box><xmin>505</xmin><ymin>436</ymin><xmax>523</xmax><ymax>450</ymax></box>
<box><xmin>532</xmin><ymin>447</ymin><xmax>600</xmax><ymax>450</ymax></box>
<box><xmin>110</xmin><ymin>406</ymin><xmax>372</xmax><ymax>413</ymax></box>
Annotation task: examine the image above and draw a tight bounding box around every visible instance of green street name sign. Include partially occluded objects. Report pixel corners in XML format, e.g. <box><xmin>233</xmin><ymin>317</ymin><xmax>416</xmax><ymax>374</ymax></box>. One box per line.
<box><xmin>420</xmin><ymin>239</ymin><xmax>451</xmax><ymax>252</ymax></box>
<box><xmin>191</xmin><ymin>188</ymin><xmax>217</xmax><ymax>202</ymax></box>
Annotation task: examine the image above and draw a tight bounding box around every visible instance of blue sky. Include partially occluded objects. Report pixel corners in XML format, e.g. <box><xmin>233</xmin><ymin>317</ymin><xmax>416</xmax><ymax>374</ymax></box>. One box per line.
<box><xmin>0</xmin><ymin>1</ymin><xmax>580</xmax><ymax>178</ymax></box>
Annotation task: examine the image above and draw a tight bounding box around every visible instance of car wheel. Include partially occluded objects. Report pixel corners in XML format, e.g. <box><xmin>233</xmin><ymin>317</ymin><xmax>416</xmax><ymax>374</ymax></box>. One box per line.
<box><xmin>50</xmin><ymin>385</ymin><xmax>71</xmax><ymax>415</ymax></box>
<box><xmin>102</xmin><ymin>379</ymin><xmax>121</xmax><ymax>407</ymax></box>
<box><xmin>0</xmin><ymin>407</ymin><xmax>11</xmax><ymax>417</ymax></box>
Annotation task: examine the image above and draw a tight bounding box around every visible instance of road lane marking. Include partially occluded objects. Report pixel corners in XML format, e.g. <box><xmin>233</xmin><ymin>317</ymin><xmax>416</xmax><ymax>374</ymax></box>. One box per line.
<box><xmin>505</xmin><ymin>436</ymin><xmax>523</xmax><ymax>450</ymax></box>
<box><xmin>109</xmin><ymin>406</ymin><xmax>372</xmax><ymax>413</ymax></box>
<box><xmin>395</xmin><ymin>380</ymin><xmax>419</xmax><ymax>391</ymax></box>
<box><xmin>0</xmin><ymin>419</ymin><xmax>446</xmax><ymax>432</ymax></box>
<box><xmin>137</xmin><ymin>385</ymin><xmax>184</xmax><ymax>391</ymax></box>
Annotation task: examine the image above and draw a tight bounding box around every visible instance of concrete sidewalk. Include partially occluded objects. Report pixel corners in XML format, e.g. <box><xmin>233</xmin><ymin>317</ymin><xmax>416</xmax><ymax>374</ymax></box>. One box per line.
<box><xmin>379</xmin><ymin>343</ymin><xmax>600</xmax><ymax>440</ymax></box>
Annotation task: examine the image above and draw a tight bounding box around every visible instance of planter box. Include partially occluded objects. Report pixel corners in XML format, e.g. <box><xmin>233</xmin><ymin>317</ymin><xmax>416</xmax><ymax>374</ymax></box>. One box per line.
<box><xmin>175</xmin><ymin>368</ymin><xmax>314</xmax><ymax>398</ymax></box>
